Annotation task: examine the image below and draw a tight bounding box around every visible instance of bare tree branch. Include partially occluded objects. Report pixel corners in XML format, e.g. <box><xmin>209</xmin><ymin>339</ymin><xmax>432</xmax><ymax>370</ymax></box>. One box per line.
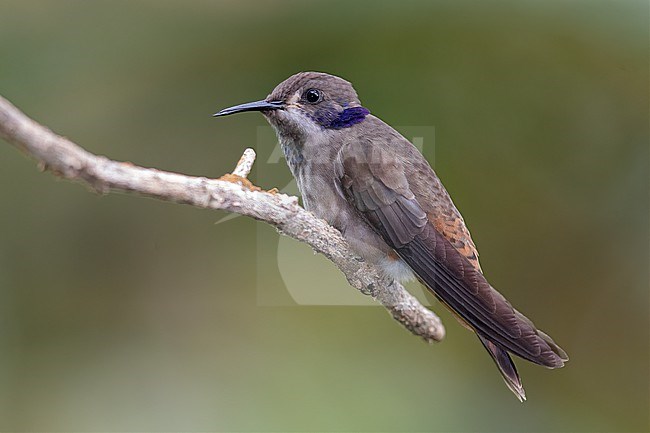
<box><xmin>0</xmin><ymin>95</ymin><xmax>445</xmax><ymax>342</ymax></box>
<box><xmin>231</xmin><ymin>147</ymin><xmax>256</xmax><ymax>178</ymax></box>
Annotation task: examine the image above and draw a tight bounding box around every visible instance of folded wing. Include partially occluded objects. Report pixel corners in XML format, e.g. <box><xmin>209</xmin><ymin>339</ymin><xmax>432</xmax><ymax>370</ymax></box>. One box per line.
<box><xmin>336</xmin><ymin>140</ymin><xmax>568</xmax><ymax>368</ymax></box>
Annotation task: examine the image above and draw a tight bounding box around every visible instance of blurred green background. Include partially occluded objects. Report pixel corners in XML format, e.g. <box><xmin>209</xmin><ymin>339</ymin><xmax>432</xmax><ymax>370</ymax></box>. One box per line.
<box><xmin>0</xmin><ymin>0</ymin><xmax>648</xmax><ymax>431</ymax></box>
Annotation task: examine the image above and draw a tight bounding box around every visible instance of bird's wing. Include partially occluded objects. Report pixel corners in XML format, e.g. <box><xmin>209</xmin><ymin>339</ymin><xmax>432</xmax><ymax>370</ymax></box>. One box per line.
<box><xmin>410</xmin><ymin>165</ymin><xmax>483</xmax><ymax>273</ymax></box>
<box><xmin>335</xmin><ymin>140</ymin><xmax>567</xmax><ymax>368</ymax></box>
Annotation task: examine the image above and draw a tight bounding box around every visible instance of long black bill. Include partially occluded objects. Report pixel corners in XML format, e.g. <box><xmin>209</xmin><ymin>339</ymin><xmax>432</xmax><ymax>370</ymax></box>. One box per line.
<box><xmin>213</xmin><ymin>100</ymin><xmax>284</xmax><ymax>117</ymax></box>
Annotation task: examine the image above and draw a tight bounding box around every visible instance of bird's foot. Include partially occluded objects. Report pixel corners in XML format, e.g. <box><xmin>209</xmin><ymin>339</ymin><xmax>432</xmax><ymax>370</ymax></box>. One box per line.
<box><xmin>218</xmin><ymin>173</ymin><xmax>261</xmax><ymax>192</ymax></box>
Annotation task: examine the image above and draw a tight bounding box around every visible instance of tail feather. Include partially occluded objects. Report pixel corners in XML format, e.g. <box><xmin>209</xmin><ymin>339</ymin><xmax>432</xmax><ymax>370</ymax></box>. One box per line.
<box><xmin>478</xmin><ymin>334</ymin><xmax>526</xmax><ymax>402</ymax></box>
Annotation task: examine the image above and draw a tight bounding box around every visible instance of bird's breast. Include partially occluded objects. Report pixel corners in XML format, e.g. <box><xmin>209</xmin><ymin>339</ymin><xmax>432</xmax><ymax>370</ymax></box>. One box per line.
<box><xmin>276</xmin><ymin>129</ymin><xmax>412</xmax><ymax>280</ymax></box>
<box><xmin>280</xmin><ymin>141</ymin><xmax>304</xmax><ymax>183</ymax></box>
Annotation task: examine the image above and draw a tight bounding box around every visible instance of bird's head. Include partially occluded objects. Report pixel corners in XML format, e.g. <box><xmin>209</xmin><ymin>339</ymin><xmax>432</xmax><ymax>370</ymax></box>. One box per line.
<box><xmin>213</xmin><ymin>72</ymin><xmax>370</xmax><ymax>138</ymax></box>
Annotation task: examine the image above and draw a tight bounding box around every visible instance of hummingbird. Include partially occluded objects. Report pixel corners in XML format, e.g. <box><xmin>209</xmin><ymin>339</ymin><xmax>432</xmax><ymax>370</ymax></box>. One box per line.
<box><xmin>213</xmin><ymin>72</ymin><xmax>568</xmax><ymax>401</ymax></box>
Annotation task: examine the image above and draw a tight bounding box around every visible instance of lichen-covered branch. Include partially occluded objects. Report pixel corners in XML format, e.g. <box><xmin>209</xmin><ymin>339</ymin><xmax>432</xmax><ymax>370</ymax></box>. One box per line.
<box><xmin>0</xmin><ymin>95</ymin><xmax>445</xmax><ymax>342</ymax></box>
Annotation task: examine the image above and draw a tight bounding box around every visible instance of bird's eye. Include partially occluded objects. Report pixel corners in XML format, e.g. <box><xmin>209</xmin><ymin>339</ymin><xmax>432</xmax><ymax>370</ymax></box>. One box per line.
<box><xmin>304</xmin><ymin>88</ymin><xmax>322</xmax><ymax>104</ymax></box>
